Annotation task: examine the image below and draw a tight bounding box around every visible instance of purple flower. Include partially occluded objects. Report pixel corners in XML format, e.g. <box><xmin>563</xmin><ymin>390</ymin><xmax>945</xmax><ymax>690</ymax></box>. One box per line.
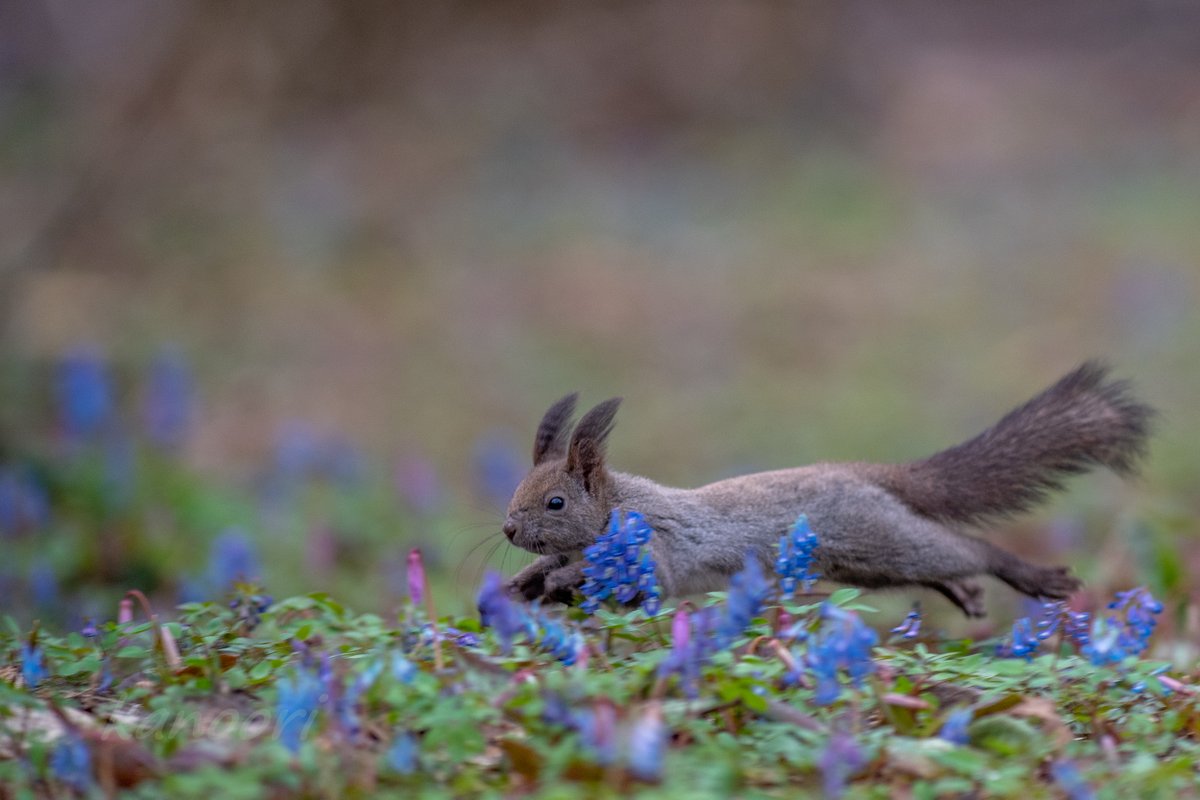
<box><xmin>580</xmin><ymin>509</ymin><xmax>661</xmax><ymax>615</ymax></box>
<box><xmin>715</xmin><ymin>553</ymin><xmax>769</xmax><ymax>647</ymax></box>
<box><xmin>55</xmin><ymin>347</ymin><xmax>113</xmax><ymax>441</ymax></box>
<box><xmin>50</xmin><ymin>732</ymin><xmax>92</xmax><ymax>790</ymax></box>
<box><xmin>277</xmin><ymin>666</ymin><xmax>323</xmax><ymax>753</ymax></box>
<box><xmin>806</xmin><ymin>603</ymin><xmax>878</xmax><ymax>705</ymax></box>
<box><xmin>776</xmin><ymin>515</ymin><xmax>821</xmax><ymax>598</ymax></box>
<box><xmin>818</xmin><ymin>731</ymin><xmax>867</xmax><ymax>798</ymax></box>
<box><xmin>938</xmin><ymin>708</ymin><xmax>972</xmax><ymax>745</ymax></box>
<box><xmin>142</xmin><ymin>345</ymin><xmax>193</xmax><ymax>449</ymax></box>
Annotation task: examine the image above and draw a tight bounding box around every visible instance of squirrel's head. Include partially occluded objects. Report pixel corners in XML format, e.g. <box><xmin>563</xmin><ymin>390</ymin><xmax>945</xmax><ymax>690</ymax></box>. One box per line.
<box><xmin>502</xmin><ymin>394</ymin><xmax>621</xmax><ymax>555</ymax></box>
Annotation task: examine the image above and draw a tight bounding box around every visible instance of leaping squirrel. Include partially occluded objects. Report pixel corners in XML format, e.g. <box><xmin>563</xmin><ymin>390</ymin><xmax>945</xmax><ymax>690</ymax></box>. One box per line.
<box><xmin>500</xmin><ymin>362</ymin><xmax>1153</xmax><ymax>616</ymax></box>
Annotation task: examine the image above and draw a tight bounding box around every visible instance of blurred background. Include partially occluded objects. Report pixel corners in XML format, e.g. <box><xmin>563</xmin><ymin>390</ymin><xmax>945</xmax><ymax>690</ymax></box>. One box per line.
<box><xmin>1</xmin><ymin>1</ymin><xmax>1197</xmax><ymax>635</ymax></box>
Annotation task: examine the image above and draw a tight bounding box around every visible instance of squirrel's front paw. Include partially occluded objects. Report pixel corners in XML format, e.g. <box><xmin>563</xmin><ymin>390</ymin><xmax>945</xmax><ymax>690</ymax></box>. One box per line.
<box><xmin>506</xmin><ymin>572</ymin><xmax>547</xmax><ymax>602</ymax></box>
<box><xmin>543</xmin><ymin>563</ymin><xmax>586</xmax><ymax>605</ymax></box>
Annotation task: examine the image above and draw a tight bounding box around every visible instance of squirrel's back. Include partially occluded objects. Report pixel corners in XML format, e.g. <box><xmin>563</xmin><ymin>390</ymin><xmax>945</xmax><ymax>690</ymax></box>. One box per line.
<box><xmin>861</xmin><ymin>362</ymin><xmax>1154</xmax><ymax>526</ymax></box>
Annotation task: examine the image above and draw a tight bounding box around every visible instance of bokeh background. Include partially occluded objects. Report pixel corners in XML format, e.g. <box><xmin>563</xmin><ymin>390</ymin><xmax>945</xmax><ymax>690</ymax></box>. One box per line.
<box><xmin>2</xmin><ymin>1</ymin><xmax>1198</xmax><ymax>635</ymax></box>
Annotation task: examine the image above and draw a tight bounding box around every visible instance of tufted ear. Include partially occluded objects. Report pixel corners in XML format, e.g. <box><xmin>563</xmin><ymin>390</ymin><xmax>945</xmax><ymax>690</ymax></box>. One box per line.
<box><xmin>567</xmin><ymin>397</ymin><xmax>621</xmax><ymax>492</ymax></box>
<box><xmin>532</xmin><ymin>392</ymin><xmax>579</xmax><ymax>465</ymax></box>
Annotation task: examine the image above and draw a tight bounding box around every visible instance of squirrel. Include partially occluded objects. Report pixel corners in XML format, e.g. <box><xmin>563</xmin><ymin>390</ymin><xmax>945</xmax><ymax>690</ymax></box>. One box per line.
<box><xmin>500</xmin><ymin>362</ymin><xmax>1153</xmax><ymax>617</ymax></box>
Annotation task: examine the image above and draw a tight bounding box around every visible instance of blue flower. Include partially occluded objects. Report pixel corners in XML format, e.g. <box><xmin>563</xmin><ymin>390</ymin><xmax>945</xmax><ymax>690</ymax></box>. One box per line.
<box><xmin>715</xmin><ymin>553</ymin><xmax>769</xmax><ymax>647</ymax></box>
<box><xmin>391</xmin><ymin>652</ymin><xmax>418</xmax><ymax>683</ymax></box>
<box><xmin>277</xmin><ymin>666</ymin><xmax>323</xmax><ymax>753</ymax></box>
<box><xmin>29</xmin><ymin>560</ymin><xmax>60</xmax><ymax>610</ymax></box>
<box><xmin>386</xmin><ymin>732</ymin><xmax>419</xmax><ymax>774</ymax></box>
<box><xmin>776</xmin><ymin>515</ymin><xmax>821</xmax><ymax>598</ymax></box>
<box><xmin>472</xmin><ymin>433</ymin><xmax>525</xmax><ymax>510</ymax></box>
<box><xmin>1037</xmin><ymin>601</ymin><xmax>1091</xmax><ymax>646</ymax></box>
<box><xmin>806</xmin><ymin>603</ymin><xmax>878</xmax><ymax>705</ymax></box>
<box><xmin>208</xmin><ymin>528</ymin><xmax>261</xmax><ymax>592</ymax></box>
<box><xmin>50</xmin><ymin>733</ymin><xmax>92</xmax><ymax>790</ymax></box>
<box><xmin>55</xmin><ymin>348</ymin><xmax>113</xmax><ymax>441</ymax></box>
<box><xmin>626</xmin><ymin>704</ymin><xmax>667</xmax><ymax>781</ymax></box>
<box><xmin>818</xmin><ymin>731</ymin><xmax>866</xmax><ymax>798</ymax></box>
<box><xmin>999</xmin><ymin>616</ymin><xmax>1040</xmax><ymax>660</ymax></box>
<box><xmin>1050</xmin><ymin>760</ymin><xmax>1096</xmax><ymax>800</ymax></box>
<box><xmin>891</xmin><ymin>608</ymin><xmax>921</xmax><ymax>640</ymax></box>
<box><xmin>0</xmin><ymin>466</ymin><xmax>50</xmax><ymax>538</ymax></box>
<box><xmin>580</xmin><ymin>509</ymin><xmax>661</xmax><ymax>616</ymax></box>
<box><xmin>938</xmin><ymin>708</ymin><xmax>972</xmax><ymax>745</ymax></box>
<box><xmin>658</xmin><ymin>606</ymin><xmax>719</xmax><ymax>698</ymax></box>
<box><xmin>477</xmin><ymin>571</ymin><xmax>526</xmax><ymax>653</ymax></box>
<box><xmin>336</xmin><ymin>659</ymin><xmax>385</xmax><ymax>736</ymax></box>
<box><xmin>21</xmin><ymin>643</ymin><xmax>46</xmax><ymax>690</ymax></box>
<box><xmin>142</xmin><ymin>345</ymin><xmax>193</xmax><ymax>449</ymax></box>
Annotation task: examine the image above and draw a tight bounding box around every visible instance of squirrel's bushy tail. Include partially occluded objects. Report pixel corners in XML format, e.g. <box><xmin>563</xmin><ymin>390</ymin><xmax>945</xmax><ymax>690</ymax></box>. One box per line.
<box><xmin>868</xmin><ymin>362</ymin><xmax>1154</xmax><ymax>526</ymax></box>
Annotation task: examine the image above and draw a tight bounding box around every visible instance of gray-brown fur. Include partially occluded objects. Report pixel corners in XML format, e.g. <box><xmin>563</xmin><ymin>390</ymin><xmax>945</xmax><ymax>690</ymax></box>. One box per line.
<box><xmin>501</xmin><ymin>364</ymin><xmax>1153</xmax><ymax>617</ymax></box>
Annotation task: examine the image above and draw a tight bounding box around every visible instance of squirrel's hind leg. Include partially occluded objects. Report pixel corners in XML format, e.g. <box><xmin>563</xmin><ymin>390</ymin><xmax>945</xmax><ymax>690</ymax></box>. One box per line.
<box><xmin>925</xmin><ymin>578</ymin><xmax>987</xmax><ymax>618</ymax></box>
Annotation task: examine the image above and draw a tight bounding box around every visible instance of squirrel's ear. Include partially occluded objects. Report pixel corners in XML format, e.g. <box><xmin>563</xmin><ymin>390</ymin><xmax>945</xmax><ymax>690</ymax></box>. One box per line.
<box><xmin>532</xmin><ymin>392</ymin><xmax>579</xmax><ymax>465</ymax></box>
<box><xmin>567</xmin><ymin>397</ymin><xmax>621</xmax><ymax>492</ymax></box>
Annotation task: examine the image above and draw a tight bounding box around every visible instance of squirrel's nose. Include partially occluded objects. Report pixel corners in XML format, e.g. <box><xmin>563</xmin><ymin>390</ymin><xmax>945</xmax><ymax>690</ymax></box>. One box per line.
<box><xmin>502</xmin><ymin>521</ymin><xmax>519</xmax><ymax>542</ymax></box>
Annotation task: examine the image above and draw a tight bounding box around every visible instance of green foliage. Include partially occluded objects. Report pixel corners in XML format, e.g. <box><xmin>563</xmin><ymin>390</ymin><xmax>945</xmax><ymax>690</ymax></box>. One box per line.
<box><xmin>2</xmin><ymin>583</ymin><xmax>1198</xmax><ymax>798</ymax></box>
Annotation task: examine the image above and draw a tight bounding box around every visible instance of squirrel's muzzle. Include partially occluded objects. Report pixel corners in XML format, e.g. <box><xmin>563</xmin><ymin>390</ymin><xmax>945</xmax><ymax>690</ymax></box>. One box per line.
<box><xmin>502</xmin><ymin>520</ymin><xmax>519</xmax><ymax>542</ymax></box>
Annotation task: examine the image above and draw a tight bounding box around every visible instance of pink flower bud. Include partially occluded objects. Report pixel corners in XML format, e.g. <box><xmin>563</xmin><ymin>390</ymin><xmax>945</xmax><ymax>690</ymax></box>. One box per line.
<box><xmin>671</xmin><ymin>606</ymin><xmax>691</xmax><ymax>650</ymax></box>
<box><xmin>407</xmin><ymin>548</ymin><xmax>426</xmax><ymax>608</ymax></box>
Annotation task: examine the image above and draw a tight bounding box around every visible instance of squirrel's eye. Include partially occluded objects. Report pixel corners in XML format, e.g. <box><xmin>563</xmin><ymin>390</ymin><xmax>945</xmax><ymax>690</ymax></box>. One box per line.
<box><xmin>546</xmin><ymin>496</ymin><xmax>565</xmax><ymax>511</ymax></box>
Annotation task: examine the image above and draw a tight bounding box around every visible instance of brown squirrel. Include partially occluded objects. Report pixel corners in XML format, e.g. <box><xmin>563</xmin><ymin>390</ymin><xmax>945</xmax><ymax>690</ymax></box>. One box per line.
<box><xmin>500</xmin><ymin>362</ymin><xmax>1153</xmax><ymax>616</ymax></box>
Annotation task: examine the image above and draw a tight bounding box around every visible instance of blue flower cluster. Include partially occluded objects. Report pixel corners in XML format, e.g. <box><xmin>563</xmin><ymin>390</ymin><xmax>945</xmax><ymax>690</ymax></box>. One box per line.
<box><xmin>580</xmin><ymin>509</ymin><xmax>661</xmax><ymax>615</ymax></box>
<box><xmin>776</xmin><ymin>515</ymin><xmax>821</xmax><ymax>598</ymax></box>
<box><xmin>477</xmin><ymin>571</ymin><xmax>587</xmax><ymax>665</ymax></box>
<box><xmin>277</xmin><ymin>645</ymin><xmax>420</xmax><ymax>753</ymax></box>
<box><xmin>1082</xmin><ymin>587</ymin><xmax>1162</xmax><ymax>666</ymax></box>
<box><xmin>806</xmin><ymin>603</ymin><xmax>878</xmax><ymax>705</ymax></box>
<box><xmin>998</xmin><ymin>599</ymin><xmax>1091</xmax><ymax>660</ymax></box>
<box><xmin>1037</xmin><ymin>600</ymin><xmax>1091</xmax><ymax>646</ymax></box>
<box><xmin>997</xmin><ymin>589</ymin><xmax>1160</xmax><ymax>665</ymax></box>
